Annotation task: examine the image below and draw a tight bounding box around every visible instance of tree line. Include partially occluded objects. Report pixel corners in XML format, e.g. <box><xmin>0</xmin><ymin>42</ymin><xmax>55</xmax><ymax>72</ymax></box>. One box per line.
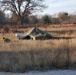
<box><xmin>0</xmin><ymin>11</ymin><xmax>76</xmax><ymax>25</ymax></box>
<box><xmin>0</xmin><ymin>0</ymin><xmax>45</xmax><ymax>25</ymax></box>
<box><xmin>0</xmin><ymin>0</ymin><xmax>76</xmax><ymax>25</ymax></box>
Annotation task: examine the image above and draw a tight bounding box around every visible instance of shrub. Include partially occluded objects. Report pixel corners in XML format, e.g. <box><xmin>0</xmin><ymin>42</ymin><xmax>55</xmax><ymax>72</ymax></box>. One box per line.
<box><xmin>3</xmin><ymin>26</ymin><xmax>10</xmax><ymax>33</ymax></box>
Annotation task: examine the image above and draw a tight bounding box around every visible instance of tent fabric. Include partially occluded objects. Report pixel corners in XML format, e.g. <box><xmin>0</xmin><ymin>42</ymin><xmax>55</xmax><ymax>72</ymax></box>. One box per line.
<box><xmin>19</xmin><ymin>27</ymin><xmax>52</xmax><ymax>40</ymax></box>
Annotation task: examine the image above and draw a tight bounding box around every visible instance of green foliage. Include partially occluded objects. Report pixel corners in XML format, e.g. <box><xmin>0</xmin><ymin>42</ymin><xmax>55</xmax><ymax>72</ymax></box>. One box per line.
<box><xmin>0</xmin><ymin>10</ymin><xmax>5</xmax><ymax>24</ymax></box>
<box><xmin>23</xmin><ymin>17</ymin><xmax>30</xmax><ymax>24</ymax></box>
<box><xmin>42</xmin><ymin>15</ymin><xmax>51</xmax><ymax>24</ymax></box>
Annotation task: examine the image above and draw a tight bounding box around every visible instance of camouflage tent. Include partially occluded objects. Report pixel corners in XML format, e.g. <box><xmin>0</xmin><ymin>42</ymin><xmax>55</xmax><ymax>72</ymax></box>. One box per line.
<box><xmin>19</xmin><ymin>27</ymin><xmax>52</xmax><ymax>40</ymax></box>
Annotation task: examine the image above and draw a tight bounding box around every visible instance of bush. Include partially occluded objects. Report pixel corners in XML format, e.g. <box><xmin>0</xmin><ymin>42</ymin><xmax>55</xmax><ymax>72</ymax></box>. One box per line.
<box><xmin>3</xmin><ymin>26</ymin><xmax>10</xmax><ymax>33</ymax></box>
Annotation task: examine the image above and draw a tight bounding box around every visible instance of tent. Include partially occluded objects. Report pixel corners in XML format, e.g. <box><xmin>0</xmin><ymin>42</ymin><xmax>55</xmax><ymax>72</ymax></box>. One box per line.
<box><xmin>19</xmin><ymin>27</ymin><xmax>52</xmax><ymax>40</ymax></box>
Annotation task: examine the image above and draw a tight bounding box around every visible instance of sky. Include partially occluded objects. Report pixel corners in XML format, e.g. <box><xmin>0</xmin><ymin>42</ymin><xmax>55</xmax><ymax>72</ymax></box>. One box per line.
<box><xmin>37</xmin><ymin>0</ymin><xmax>76</xmax><ymax>16</ymax></box>
<box><xmin>5</xmin><ymin>0</ymin><xmax>76</xmax><ymax>17</ymax></box>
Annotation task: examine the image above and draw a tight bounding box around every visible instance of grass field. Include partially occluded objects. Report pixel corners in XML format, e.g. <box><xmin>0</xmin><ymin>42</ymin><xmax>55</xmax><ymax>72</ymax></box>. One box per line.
<box><xmin>0</xmin><ymin>24</ymin><xmax>76</xmax><ymax>72</ymax></box>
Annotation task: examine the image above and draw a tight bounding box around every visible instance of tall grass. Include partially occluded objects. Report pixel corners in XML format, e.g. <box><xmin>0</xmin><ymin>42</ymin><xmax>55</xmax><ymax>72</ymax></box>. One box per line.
<box><xmin>0</xmin><ymin>39</ymin><xmax>76</xmax><ymax>72</ymax></box>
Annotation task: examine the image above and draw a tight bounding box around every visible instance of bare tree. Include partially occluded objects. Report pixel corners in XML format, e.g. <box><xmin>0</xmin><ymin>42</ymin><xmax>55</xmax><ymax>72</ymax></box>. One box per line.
<box><xmin>1</xmin><ymin>0</ymin><xmax>45</xmax><ymax>24</ymax></box>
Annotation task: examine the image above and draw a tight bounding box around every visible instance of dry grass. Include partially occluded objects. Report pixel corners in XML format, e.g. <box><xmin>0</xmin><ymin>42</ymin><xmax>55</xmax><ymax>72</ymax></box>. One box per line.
<box><xmin>0</xmin><ymin>33</ymin><xmax>76</xmax><ymax>72</ymax></box>
<box><xmin>0</xmin><ymin>24</ymin><xmax>76</xmax><ymax>72</ymax></box>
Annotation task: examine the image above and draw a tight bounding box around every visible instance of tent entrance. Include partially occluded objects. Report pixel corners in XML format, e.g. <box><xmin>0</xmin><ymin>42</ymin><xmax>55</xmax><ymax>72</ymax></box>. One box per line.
<box><xmin>23</xmin><ymin>35</ymin><xmax>31</xmax><ymax>40</ymax></box>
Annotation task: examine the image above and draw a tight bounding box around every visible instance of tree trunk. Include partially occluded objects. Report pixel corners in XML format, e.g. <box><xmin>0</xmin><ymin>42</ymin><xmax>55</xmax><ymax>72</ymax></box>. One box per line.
<box><xmin>18</xmin><ymin>17</ymin><xmax>24</xmax><ymax>25</ymax></box>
